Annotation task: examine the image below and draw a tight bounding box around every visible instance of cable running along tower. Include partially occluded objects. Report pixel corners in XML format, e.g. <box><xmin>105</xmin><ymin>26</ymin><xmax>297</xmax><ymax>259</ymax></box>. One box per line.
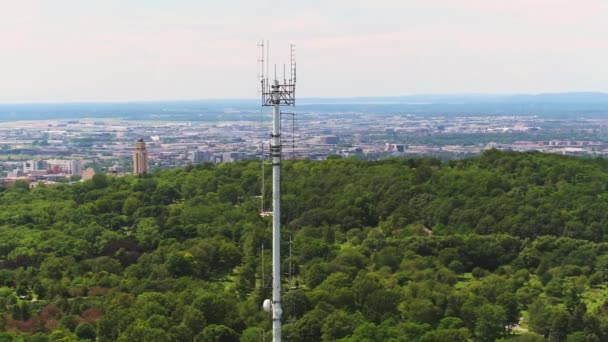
<box><xmin>259</xmin><ymin>42</ymin><xmax>296</xmax><ymax>342</ymax></box>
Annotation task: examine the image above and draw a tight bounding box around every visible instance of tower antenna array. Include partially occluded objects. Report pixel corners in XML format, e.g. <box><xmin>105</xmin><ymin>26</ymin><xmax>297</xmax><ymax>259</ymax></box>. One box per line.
<box><xmin>259</xmin><ymin>42</ymin><xmax>296</xmax><ymax>342</ymax></box>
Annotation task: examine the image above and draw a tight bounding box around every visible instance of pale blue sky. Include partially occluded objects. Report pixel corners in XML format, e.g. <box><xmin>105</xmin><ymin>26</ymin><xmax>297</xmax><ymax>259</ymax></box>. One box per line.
<box><xmin>1</xmin><ymin>0</ymin><xmax>607</xmax><ymax>102</ymax></box>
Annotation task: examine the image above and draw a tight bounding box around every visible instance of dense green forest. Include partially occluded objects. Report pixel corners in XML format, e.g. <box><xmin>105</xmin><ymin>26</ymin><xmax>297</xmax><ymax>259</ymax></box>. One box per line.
<box><xmin>1</xmin><ymin>150</ymin><xmax>608</xmax><ymax>341</ymax></box>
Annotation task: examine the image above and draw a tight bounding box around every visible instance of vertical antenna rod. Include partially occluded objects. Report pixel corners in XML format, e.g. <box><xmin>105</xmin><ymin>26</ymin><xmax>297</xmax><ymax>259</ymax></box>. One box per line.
<box><xmin>261</xmin><ymin>142</ymin><xmax>265</xmax><ymax>212</ymax></box>
<box><xmin>260</xmin><ymin>42</ymin><xmax>296</xmax><ymax>342</ymax></box>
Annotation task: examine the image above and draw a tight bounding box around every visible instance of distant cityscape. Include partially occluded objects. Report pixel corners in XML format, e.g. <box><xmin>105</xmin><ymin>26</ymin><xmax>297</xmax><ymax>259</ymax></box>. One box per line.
<box><xmin>2</xmin><ymin>99</ymin><xmax>608</xmax><ymax>186</ymax></box>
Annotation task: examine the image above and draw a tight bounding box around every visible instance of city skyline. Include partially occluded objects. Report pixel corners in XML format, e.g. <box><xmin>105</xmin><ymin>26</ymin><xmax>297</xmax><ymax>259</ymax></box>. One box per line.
<box><xmin>1</xmin><ymin>0</ymin><xmax>607</xmax><ymax>103</ymax></box>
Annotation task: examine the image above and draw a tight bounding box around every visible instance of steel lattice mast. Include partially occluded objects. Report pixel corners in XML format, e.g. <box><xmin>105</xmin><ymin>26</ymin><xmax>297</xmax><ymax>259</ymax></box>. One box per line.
<box><xmin>260</xmin><ymin>42</ymin><xmax>296</xmax><ymax>342</ymax></box>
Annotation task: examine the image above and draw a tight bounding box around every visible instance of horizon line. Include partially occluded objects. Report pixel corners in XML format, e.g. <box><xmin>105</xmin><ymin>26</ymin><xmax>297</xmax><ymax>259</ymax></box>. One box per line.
<box><xmin>0</xmin><ymin>91</ymin><xmax>607</xmax><ymax>105</ymax></box>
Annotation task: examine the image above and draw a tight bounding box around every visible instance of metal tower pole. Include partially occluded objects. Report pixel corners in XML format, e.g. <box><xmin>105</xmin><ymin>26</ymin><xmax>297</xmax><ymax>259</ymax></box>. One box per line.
<box><xmin>259</xmin><ymin>43</ymin><xmax>295</xmax><ymax>342</ymax></box>
<box><xmin>270</xmin><ymin>80</ymin><xmax>282</xmax><ymax>342</ymax></box>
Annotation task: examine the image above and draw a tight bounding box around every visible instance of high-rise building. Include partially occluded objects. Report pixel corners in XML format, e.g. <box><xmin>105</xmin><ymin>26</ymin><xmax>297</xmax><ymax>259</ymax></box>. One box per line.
<box><xmin>222</xmin><ymin>152</ymin><xmax>247</xmax><ymax>163</ymax></box>
<box><xmin>23</xmin><ymin>159</ymin><xmax>81</xmax><ymax>175</ymax></box>
<box><xmin>133</xmin><ymin>139</ymin><xmax>148</xmax><ymax>175</ymax></box>
<box><xmin>47</xmin><ymin>159</ymin><xmax>82</xmax><ymax>175</ymax></box>
<box><xmin>23</xmin><ymin>160</ymin><xmax>45</xmax><ymax>173</ymax></box>
<box><xmin>188</xmin><ymin>150</ymin><xmax>212</xmax><ymax>163</ymax></box>
<box><xmin>385</xmin><ymin>143</ymin><xmax>405</xmax><ymax>153</ymax></box>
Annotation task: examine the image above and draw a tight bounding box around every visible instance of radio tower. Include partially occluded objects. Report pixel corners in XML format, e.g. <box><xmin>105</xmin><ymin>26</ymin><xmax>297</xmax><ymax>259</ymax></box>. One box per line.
<box><xmin>259</xmin><ymin>42</ymin><xmax>296</xmax><ymax>342</ymax></box>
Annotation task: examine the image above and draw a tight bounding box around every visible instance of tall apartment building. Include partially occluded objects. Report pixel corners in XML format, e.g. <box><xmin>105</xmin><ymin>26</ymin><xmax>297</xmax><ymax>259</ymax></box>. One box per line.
<box><xmin>133</xmin><ymin>139</ymin><xmax>148</xmax><ymax>175</ymax></box>
<box><xmin>189</xmin><ymin>150</ymin><xmax>212</xmax><ymax>163</ymax></box>
<box><xmin>47</xmin><ymin>159</ymin><xmax>82</xmax><ymax>175</ymax></box>
<box><xmin>23</xmin><ymin>159</ymin><xmax>81</xmax><ymax>175</ymax></box>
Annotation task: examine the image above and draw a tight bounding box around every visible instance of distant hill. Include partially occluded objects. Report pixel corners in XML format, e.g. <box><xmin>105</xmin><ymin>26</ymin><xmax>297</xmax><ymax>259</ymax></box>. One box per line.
<box><xmin>1</xmin><ymin>92</ymin><xmax>608</xmax><ymax>121</ymax></box>
<box><xmin>301</xmin><ymin>92</ymin><xmax>608</xmax><ymax>105</ymax></box>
